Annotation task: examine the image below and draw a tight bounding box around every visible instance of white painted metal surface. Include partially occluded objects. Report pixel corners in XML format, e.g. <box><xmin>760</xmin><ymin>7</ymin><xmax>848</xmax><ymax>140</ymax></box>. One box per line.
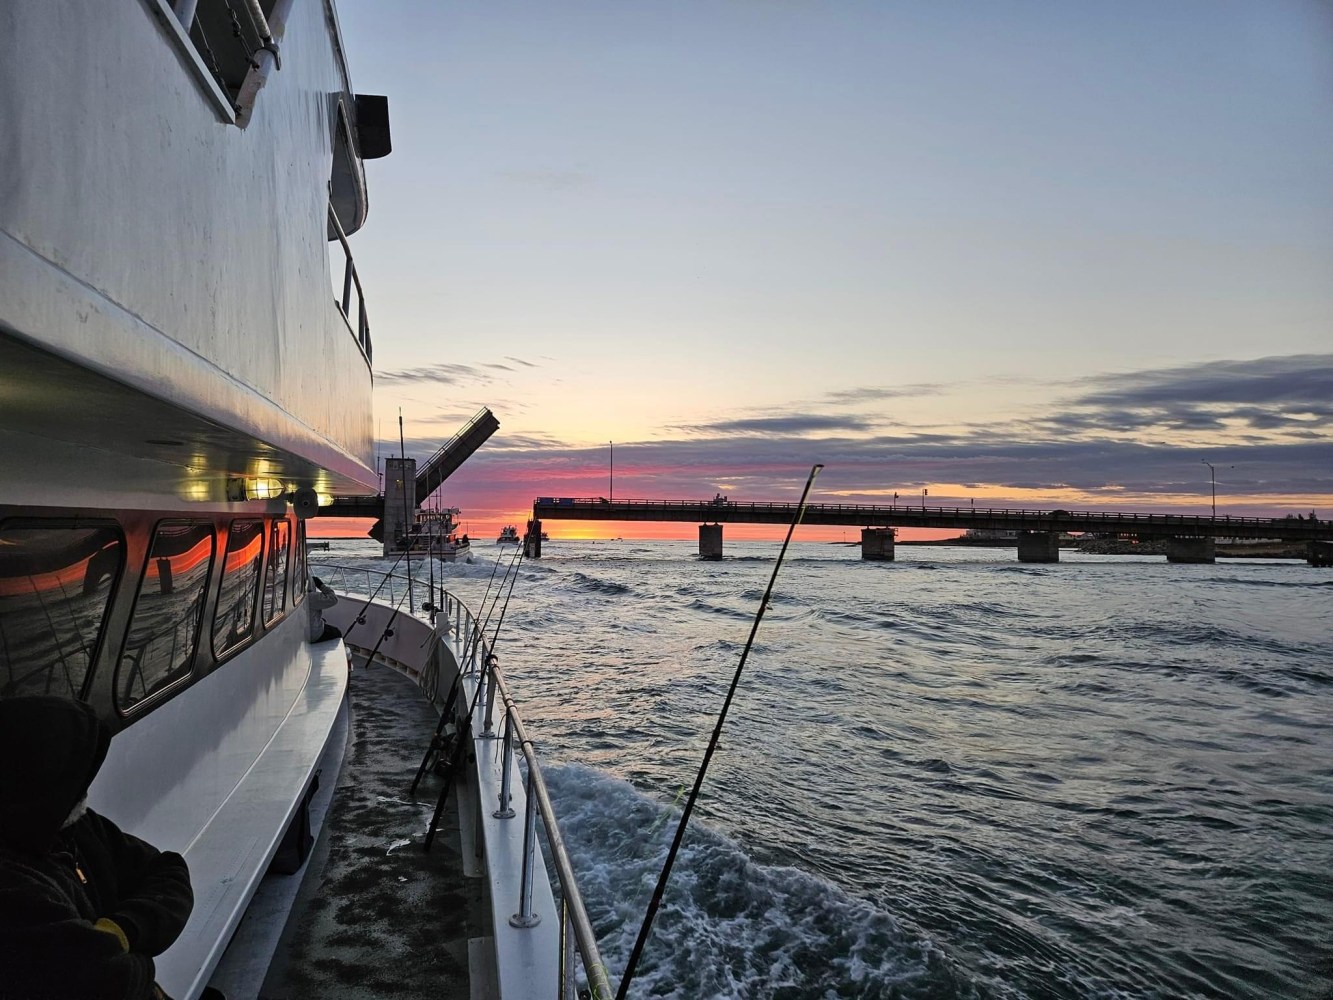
<box><xmin>322</xmin><ymin>595</ymin><xmax>573</xmax><ymax>1000</ymax></box>
<box><xmin>1</xmin><ymin>4</ymin><xmax>381</xmax><ymax>998</ymax></box>
<box><xmin>88</xmin><ymin>612</ymin><xmax>350</xmax><ymax>998</ymax></box>
<box><xmin>0</xmin><ymin>0</ymin><xmax>377</xmax><ymax>498</ymax></box>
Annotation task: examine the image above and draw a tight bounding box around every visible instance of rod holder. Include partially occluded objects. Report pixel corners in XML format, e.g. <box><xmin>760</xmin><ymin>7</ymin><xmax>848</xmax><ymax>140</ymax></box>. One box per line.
<box><xmin>509</xmin><ymin>768</ymin><xmax>541</xmax><ymax>928</ymax></box>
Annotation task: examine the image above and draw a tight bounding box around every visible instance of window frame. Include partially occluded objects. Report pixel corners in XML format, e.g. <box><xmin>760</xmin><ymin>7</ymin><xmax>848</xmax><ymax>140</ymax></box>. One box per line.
<box><xmin>211</xmin><ymin>518</ymin><xmax>267</xmax><ymax>660</ymax></box>
<box><xmin>292</xmin><ymin>520</ymin><xmax>308</xmax><ymax>607</ymax></box>
<box><xmin>262</xmin><ymin>517</ymin><xmax>291</xmax><ymax>627</ymax></box>
<box><xmin>0</xmin><ymin>517</ymin><xmax>127</xmax><ymax>702</ymax></box>
<box><xmin>116</xmin><ymin>519</ymin><xmax>217</xmax><ymax>715</ymax></box>
<box><xmin>145</xmin><ymin>0</ymin><xmax>238</xmax><ymax>124</ymax></box>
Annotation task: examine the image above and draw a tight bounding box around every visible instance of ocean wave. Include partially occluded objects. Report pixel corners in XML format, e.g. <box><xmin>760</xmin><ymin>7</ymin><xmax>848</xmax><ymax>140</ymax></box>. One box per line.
<box><xmin>685</xmin><ymin>598</ymin><xmax>753</xmax><ymax>621</ymax></box>
<box><xmin>566</xmin><ymin>571</ymin><xmax>634</xmax><ymax>596</ymax></box>
<box><xmin>545</xmin><ymin>764</ymin><xmax>989</xmax><ymax>1000</ymax></box>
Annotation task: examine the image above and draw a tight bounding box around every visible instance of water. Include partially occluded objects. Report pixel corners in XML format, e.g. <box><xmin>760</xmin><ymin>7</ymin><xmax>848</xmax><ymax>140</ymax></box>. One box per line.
<box><xmin>314</xmin><ymin>539</ymin><xmax>1332</xmax><ymax>999</ymax></box>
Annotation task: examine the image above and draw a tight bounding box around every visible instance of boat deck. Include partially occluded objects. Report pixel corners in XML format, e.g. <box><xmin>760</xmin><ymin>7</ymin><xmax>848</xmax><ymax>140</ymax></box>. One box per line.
<box><xmin>259</xmin><ymin>662</ymin><xmax>483</xmax><ymax>999</ymax></box>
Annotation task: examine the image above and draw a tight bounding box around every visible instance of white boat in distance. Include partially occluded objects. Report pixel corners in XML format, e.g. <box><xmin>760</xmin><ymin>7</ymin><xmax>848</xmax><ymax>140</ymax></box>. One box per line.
<box><xmin>0</xmin><ymin>4</ymin><xmax>605</xmax><ymax>999</ymax></box>
<box><xmin>497</xmin><ymin>525</ymin><xmax>520</xmax><ymax>544</ymax></box>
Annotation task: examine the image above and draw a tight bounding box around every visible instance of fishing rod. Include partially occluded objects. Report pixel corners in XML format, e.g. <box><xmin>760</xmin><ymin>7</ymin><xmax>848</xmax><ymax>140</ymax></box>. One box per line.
<box><xmin>354</xmin><ymin>560</ymin><xmax>419</xmax><ymax>674</ymax></box>
<box><xmin>398</xmin><ymin>411</ymin><xmax>415</xmax><ymax>613</ymax></box>
<box><xmin>462</xmin><ymin>541</ymin><xmax>523</xmax><ymax>667</ymax></box>
<box><xmin>614</xmin><ymin>463</ymin><xmax>823</xmax><ymax>1000</ymax></box>
<box><xmin>423</xmin><ymin>541</ymin><xmax>527</xmax><ymax>851</ymax></box>
<box><xmin>486</xmin><ymin>542</ymin><xmax>525</xmax><ymax>650</ymax></box>
<box><xmin>465</xmin><ymin>543</ymin><xmax>514</xmax><ymax>655</ymax></box>
<box><xmin>336</xmin><ymin>533</ymin><xmax>428</xmax><ymax>645</ymax></box>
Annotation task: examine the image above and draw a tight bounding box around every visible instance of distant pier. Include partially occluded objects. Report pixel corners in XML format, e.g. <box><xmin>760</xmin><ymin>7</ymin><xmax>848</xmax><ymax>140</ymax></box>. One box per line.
<box><xmin>525</xmin><ymin>498</ymin><xmax>1333</xmax><ymax>565</ymax></box>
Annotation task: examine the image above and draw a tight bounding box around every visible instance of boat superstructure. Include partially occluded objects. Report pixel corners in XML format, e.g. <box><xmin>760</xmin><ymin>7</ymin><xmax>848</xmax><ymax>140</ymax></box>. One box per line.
<box><xmin>497</xmin><ymin>525</ymin><xmax>521</xmax><ymax>544</ymax></box>
<box><xmin>2</xmin><ymin>2</ymin><xmax>374</xmax><ymax>996</ymax></box>
<box><xmin>1</xmin><ymin>6</ymin><xmax>609</xmax><ymax>998</ymax></box>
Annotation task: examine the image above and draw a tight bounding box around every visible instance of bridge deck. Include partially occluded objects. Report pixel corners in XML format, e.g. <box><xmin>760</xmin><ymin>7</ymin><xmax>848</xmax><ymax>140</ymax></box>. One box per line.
<box><xmin>531</xmin><ymin>498</ymin><xmax>1332</xmax><ymax>542</ymax></box>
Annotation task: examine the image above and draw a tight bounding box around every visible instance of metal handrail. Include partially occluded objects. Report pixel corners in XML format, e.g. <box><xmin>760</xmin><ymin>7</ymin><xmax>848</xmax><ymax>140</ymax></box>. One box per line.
<box><xmin>309</xmin><ymin>561</ymin><xmax>612</xmax><ymax>1000</ymax></box>
<box><xmin>327</xmin><ymin>205</ymin><xmax>373</xmax><ymax>363</ymax></box>
<box><xmin>488</xmin><ymin>657</ymin><xmax>614</xmax><ymax>1000</ymax></box>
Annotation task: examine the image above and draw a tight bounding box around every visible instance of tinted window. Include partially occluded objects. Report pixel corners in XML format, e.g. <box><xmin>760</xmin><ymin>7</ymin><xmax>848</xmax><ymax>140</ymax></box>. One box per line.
<box><xmin>0</xmin><ymin>524</ymin><xmax>124</xmax><ymax>699</ymax></box>
<box><xmin>118</xmin><ymin>522</ymin><xmax>213</xmax><ymax>709</ymax></box>
<box><xmin>213</xmin><ymin>520</ymin><xmax>265</xmax><ymax>657</ymax></box>
<box><xmin>292</xmin><ymin>521</ymin><xmax>307</xmax><ymax>606</ymax></box>
<box><xmin>263</xmin><ymin>519</ymin><xmax>290</xmax><ymax>625</ymax></box>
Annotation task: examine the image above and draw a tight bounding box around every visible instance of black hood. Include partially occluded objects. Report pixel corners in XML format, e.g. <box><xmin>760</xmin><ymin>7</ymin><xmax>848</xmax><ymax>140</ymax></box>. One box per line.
<box><xmin>0</xmin><ymin>696</ymin><xmax>111</xmax><ymax>854</ymax></box>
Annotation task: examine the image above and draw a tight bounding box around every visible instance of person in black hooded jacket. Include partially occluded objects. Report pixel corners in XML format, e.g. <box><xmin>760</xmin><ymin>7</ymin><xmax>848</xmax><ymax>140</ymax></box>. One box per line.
<box><xmin>0</xmin><ymin>696</ymin><xmax>194</xmax><ymax>1000</ymax></box>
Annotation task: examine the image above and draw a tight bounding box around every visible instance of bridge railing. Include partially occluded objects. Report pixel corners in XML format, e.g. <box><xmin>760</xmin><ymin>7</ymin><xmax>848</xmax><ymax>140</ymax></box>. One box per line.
<box><xmin>532</xmin><ymin>497</ymin><xmax>1323</xmax><ymax>531</ymax></box>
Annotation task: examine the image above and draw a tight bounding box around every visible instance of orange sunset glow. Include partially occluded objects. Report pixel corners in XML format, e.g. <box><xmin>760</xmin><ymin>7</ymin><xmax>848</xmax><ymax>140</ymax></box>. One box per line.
<box><xmin>307</xmin><ymin>462</ymin><xmax>1323</xmax><ymax>545</ymax></box>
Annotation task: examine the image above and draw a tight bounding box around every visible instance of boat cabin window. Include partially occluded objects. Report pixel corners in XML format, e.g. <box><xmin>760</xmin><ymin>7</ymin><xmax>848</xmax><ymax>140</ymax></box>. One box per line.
<box><xmin>213</xmin><ymin>520</ymin><xmax>265</xmax><ymax>657</ymax></box>
<box><xmin>262</xmin><ymin>518</ymin><xmax>290</xmax><ymax>625</ymax></box>
<box><xmin>117</xmin><ymin>522</ymin><xmax>215</xmax><ymax>711</ymax></box>
<box><xmin>0</xmin><ymin>523</ymin><xmax>125</xmax><ymax>700</ymax></box>
<box><xmin>292</xmin><ymin>521</ymin><xmax>307</xmax><ymax>606</ymax></box>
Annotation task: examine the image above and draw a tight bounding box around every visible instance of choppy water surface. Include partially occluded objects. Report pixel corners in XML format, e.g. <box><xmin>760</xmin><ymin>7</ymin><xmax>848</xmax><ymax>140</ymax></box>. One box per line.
<box><xmin>319</xmin><ymin>539</ymin><xmax>1331</xmax><ymax>999</ymax></box>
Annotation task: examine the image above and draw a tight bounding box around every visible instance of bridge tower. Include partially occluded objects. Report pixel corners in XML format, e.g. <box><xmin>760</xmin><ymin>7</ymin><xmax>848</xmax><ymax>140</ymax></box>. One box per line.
<box><xmin>383</xmin><ymin>457</ymin><xmax>416</xmax><ymax>557</ymax></box>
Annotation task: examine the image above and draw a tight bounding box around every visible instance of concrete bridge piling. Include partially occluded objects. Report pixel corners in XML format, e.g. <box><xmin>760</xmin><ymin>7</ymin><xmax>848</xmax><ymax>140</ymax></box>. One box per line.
<box><xmin>524</xmin><ymin>518</ymin><xmax>542</xmax><ymax>558</ymax></box>
<box><xmin>1017</xmin><ymin>531</ymin><xmax>1061</xmax><ymax>563</ymax></box>
<box><xmin>698</xmin><ymin>523</ymin><xmax>723</xmax><ymax>560</ymax></box>
<box><xmin>860</xmin><ymin>527</ymin><xmax>895</xmax><ymax>561</ymax></box>
<box><xmin>1165</xmin><ymin>537</ymin><xmax>1216</xmax><ymax>564</ymax></box>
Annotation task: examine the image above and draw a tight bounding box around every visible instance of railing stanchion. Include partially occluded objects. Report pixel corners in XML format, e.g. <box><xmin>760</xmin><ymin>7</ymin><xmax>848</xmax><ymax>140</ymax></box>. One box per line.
<box><xmin>483</xmin><ymin>654</ymin><xmax>499</xmax><ymax>735</ymax></box>
<box><xmin>560</xmin><ymin>899</ymin><xmax>575</xmax><ymax>1000</ymax></box>
<box><xmin>509</xmin><ymin>767</ymin><xmax>541</xmax><ymax>928</ymax></box>
<box><xmin>494</xmin><ymin>710</ymin><xmax>515</xmax><ymax>818</ymax></box>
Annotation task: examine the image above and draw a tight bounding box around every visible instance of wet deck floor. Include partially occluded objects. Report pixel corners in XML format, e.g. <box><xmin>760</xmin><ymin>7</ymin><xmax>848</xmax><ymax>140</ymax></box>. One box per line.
<box><xmin>259</xmin><ymin>662</ymin><xmax>484</xmax><ymax>1000</ymax></box>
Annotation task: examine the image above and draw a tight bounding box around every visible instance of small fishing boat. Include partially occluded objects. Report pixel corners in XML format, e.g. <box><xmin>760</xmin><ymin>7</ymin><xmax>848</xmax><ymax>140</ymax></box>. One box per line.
<box><xmin>399</xmin><ymin>506</ymin><xmax>472</xmax><ymax>563</ymax></box>
<box><xmin>497</xmin><ymin>524</ymin><xmax>520</xmax><ymax>544</ymax></box>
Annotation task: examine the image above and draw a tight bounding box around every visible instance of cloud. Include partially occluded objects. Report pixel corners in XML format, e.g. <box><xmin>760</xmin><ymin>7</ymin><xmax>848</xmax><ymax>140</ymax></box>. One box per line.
<box><xmin>1051</xmin><ymin>354</ymin><xmax>1333</xmax><ymax>436</ymax></box>
<box><xmin>1070</xmin><ymin>354</ymin><xmax>1333</xmax><ymax>407</ymax></box>
<box><xmin>376</xmin><ymin>363</ymin><xmax>499</xmax><ymax>386</ymax></box>
<box><xmin>675</xmin><ymin>413</ymin><xmax>877</xmax><ymax>436</ymax></box>
<box><xmin>821</xmin><ymin>384</ymin><xmax>945</xmax><ymax>406</ymax></box>
<box><xmin>376</xmin><ymin>357</ymin><xmax>541</xmax><ymax>387</ymax></box>
<box><xmin>373</xmin><ymin>354</ymin><xmax>1332</xmax><ymax>513</ymax></box>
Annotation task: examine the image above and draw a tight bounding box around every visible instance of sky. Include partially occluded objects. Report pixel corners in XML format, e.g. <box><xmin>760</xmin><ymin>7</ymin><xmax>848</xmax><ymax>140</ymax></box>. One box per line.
<box><xmin>322</xmin><ymin>0</ymin><xmax>1333</xmax><ymax>541</ymax></box>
